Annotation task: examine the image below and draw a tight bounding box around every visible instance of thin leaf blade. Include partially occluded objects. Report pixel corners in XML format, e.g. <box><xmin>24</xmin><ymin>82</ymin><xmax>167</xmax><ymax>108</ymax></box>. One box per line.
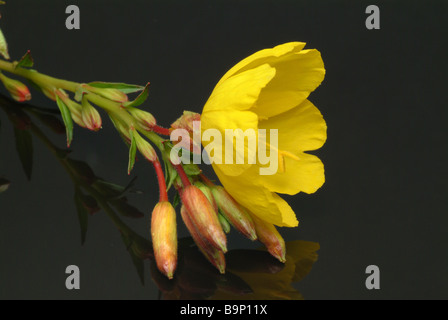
<box><xmin>87</xmin><ymin>82</ymin><xmax>144</xmax><ymax>94</ymax></box>
<box><xmin>122</xmin><ymin>82</ymin><xmax>150</xmax><ymax>108</ymax></box>
<box><xmin>128</xmin><ymin>128</ymin><xmax>137</xmax><ymax>174</ymax></box>
<box><xmin>55</xmin><ymin>94</ymin><xmax>74</xmax><ymax>147</ymax></box>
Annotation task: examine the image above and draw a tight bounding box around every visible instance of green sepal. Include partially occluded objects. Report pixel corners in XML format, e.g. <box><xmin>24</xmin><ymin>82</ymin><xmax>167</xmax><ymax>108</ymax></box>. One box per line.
<box><xmin>55</xmin><ymin>94</ymin><xmax>74</xmax><ymax>147</ymax></box>
<box><xmin>127</xmin><ymin>128</ymin><xmax>137</xmax><ymax>174</ymax></box>
<box><xmin>87</xmin><ymin>82</ymin><xmax>144</xmax><ymax>94</ymax></box>
<box><xmin>122</xmin><ymin>82</ymin><xmax>150</xmax><ymax>108</ymax></box>
<box><xmin>0</xmin><ymin>27</ymin><xmax>10</xmax><ymax>60</ymax></box>
<box><xmin>14</xmin><ymin>50</ymin><xmax>34</xmax><ymax>69</ymax></box>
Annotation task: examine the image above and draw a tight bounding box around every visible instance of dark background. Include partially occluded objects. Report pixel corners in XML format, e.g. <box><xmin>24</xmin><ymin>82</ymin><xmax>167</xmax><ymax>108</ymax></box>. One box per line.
<box><xmin>0</xmin><ymin>0</ymin><xmax>447</xmax><ymax>300</ymax></box>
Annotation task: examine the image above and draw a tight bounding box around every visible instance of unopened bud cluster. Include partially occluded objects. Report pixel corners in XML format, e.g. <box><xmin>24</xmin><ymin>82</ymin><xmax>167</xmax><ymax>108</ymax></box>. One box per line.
<box><xmin>149</xmin><ymin>170</ymin><xmax>287</xmax><ymax>279</ymax></box>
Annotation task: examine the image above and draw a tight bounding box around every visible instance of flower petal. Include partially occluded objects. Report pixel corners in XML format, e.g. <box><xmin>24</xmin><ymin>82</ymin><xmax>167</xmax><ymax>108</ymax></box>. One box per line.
<box><xmin>201</xmin><ymin>109</ymin><xmax>258</xmax><ymax>176</ymax></box>
<box><xmin>259</xmin><ymin>99</ymin><xmax>327</xmax><ymax>153</ymax></box>
<box><xmin>256</xmin><ymin>152</ymin><xmax>325</xmax><ymax>195</ymax></box>
<box><xmin>254</xmin><ymin>49</ymin><xmax>325</xmax><ymax>119</ymax></box>
<box><xmin>213</xmin><ymin>165</ymin><xmax>299</xmax><ymax>227</ymax></box>
<box><xmin>203</xmin><ymin>63</ymin><xmax>275</xmax><ymax>113</ymax></box>
<box><xmin>215</xmin><ymin>42</ymin><xmax>306</xmax><ymax>87</ymax></box>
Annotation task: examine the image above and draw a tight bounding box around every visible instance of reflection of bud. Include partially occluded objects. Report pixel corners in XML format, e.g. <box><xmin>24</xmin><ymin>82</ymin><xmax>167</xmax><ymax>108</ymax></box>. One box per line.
<box><xmin>82</xmin><ymin>84</ymin><xmax>128</xmax><ymax>103</ymax></box>
<box><xmin>211</xmin><ymin>186</ymin><xmax>257</xmax><ymax>241</ymax></box>
<box><xmin>180</xmin><ymin>205</ymin><xmax>226</xmax><ymax>274</ymax></box>
<box><xmin>128</xmin><ymin>107</ymin><xmax>156</xmax><ymax>131</ymax></box>
<box><xmin>81</xmin><ymin>97</ymin><xmax>102</xmax><ymax>131</ymax></box>
<box><xmin>181</xmin><ymin>185</ymin><xmax>227</xmax><ymax>253</ymax></box>
<box><xmin>250</xmin><ymin>214</ymin><xmax>286</xmax><ymax>263</ymax></box>
<box><xmin>151</xmin><ymin>201</ymin><xmax>177</xmax><ymax>279</ymax></box>
<box><xmin>0</xmin><ymin>73</ymin><xmax>31</xmax><ymax>102</ymax></box>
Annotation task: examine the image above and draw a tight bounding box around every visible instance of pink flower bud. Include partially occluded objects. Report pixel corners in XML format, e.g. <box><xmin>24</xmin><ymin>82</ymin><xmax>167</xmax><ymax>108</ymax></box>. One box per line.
<box><xmin>81</xmin><ymin>97</ymin><xmax>102</xmax><ymax>131</ymax></box>
<box><xmin>211</xmin><ymin>186</ymin><xmax>257</xmax><ymax>241</ymax></box>
<box><xmin>250</xmin><ymin>214</ymin><xmax>286</xmax><ymax>263</ymax></box>
<box><xmin>151</xmin><ymin>201</ymin><xmax>178</xmax><ymax>279</ymax></box>
<box><xmin>55</xmin><ymin>89</ymin><xmax>87</xmax><ymax>128</ymax></box>
<box><xmin>180</xmin><ymin>185</ymin><xmax>227</xmax><ymax>253</ymax></box>
<box><xmin>0</xmin><ymin>73</ymin><xmax>31</xmax><ymax>102</ymax></box>
<box><xmin>171</xmin><ymin>111</ymin><xmax>200</xmax><ymax>132</ymax></box>
<box><xmin>180</xmin><ymin>205</ymin><xmax>225</xmax><ymax>274</ymax></box>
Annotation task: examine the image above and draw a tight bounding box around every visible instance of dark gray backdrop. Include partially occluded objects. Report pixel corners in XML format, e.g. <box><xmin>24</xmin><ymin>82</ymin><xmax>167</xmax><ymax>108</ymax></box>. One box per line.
<box><xmin>0</xmin><ymin>0</ymin><xmax>447</xmax><ymax>299</ymax></box>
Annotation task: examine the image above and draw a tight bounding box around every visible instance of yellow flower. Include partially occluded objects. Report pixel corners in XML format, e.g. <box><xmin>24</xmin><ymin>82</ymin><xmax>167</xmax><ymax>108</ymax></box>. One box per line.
<box><xmin>201</xmin><ymin>42</ymin><xmax>326</xmax><ymax>227</ymax></box>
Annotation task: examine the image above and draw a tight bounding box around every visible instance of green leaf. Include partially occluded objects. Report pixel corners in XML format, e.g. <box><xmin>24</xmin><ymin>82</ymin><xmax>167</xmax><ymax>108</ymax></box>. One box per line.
<box><xmin>14</xmin><ymin>50</ymin><xmax>34</xmax><ymax>69</ymax></box>
<box><xmin>87</xmin><ymin>82</ymin><xmax>144</xmax><ymax>94</ymax></box>
<box><xmin>0</xmin><ymin>27</ymin><xmax>10</xmax><ymax>60</ymax></box>
<box><xmin>55</xmin><ymin>95</ymin><xmax>74</xmax><ymax>147</ymax></box>
<box><xmin>13</xmin><ymin>127</ymin><xmax>33</xmax><ymax>180</ymax></box>
<box><xmin>183</xmin><ymin>163</ymin><xmax>201</xmax><ymax>176</ymax></box>
<box><xmin>127</xmin><ymin>128</ymin><xmax>137</xmax><ymax>174</ymax></box>
<box><xmin>122</xmin><ymin>82</ymin><xmax>150</xmax><ymax>108</ymax></box>
<box><xmin>74</xmin><ymin>187</ymin><xmax>89</xmax><ymax>245</ymax></box>
<box><xmin>171</xmin><ymin>192</ymin><xmax>180</xmax><ymax>209</ymax></box>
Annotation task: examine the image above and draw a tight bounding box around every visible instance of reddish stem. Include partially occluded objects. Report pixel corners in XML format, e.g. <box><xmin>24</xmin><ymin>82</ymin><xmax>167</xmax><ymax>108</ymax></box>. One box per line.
<box><xmin>173</xmin><ymin>164</ymin><xmax>191</xmax><ymax>188</ymax></box>
<box><xmin>151</xmin><ymin>124</ymin><xmax>171</xmax><ymax>136</ymax></box>
<box><xmin>199</xmin><ymin>173</ymin><xmax>215</xmax><ymax>187</ymax></box>
<box><xmin>153</xmin><ymin>160</ymin><xmax>168</xmax><ymax>202</ymax></box>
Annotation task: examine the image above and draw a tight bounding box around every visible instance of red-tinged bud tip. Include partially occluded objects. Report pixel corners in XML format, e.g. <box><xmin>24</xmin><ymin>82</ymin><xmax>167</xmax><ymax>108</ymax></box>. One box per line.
<box><xmin>81</xmin><ymin>98</ymin><xmax>102</xmax><ymax>131</ymax></box>
<box><xmin>134</xmin><ymin>133</ymin><xmax>157</xmax><ymax>162</ymax></box>
<box><xmin>180</xmin><ymin>185</ymin><xmax>227</xmax><ymax>253</ymax></box>
<box><xmin>251</xmin><ymin>214</ymin><xmax>286</xmax><ymax>263</ymax></box>
<box><xmin>171</xmin><ymin>111</ymin><xmax>201</xmax><ymax>132</ymax></box>
<box><xmin>180</xmin><ymin>205</ymin><xmax>226</xmax><ymax>274</ymax></box>
<box><xmin>151</xmin><ymin>201</ymin><xmax>178</xmax><ymax>279</ymax></box>
<box><xmin>128</xmin><ymin>108</ymin><xmax>156</xmax><ymax>131</ymax></box>
<box><xmin>0</xmin><ymin>73</ymin><xmax>31</xmax><ymax>102</ymax></box>
<box><xmin>211</xmin><ymin>186</ymin><xmax>257</xmax><ymax>241</ymax></box>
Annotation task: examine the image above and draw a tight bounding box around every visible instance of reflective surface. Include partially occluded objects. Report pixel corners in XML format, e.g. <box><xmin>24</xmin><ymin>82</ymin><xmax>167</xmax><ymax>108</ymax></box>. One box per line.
<box><xmin>1</xmin><ymin>0</ymin><xmax>447</xmax><ymax>299</ymax></box>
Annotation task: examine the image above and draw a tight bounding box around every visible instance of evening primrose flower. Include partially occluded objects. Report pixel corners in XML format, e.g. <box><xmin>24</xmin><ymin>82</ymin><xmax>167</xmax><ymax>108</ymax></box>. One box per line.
<box><xmin>200</xmin><ymin>42</ymin><xmax>326</xmax><ymax>227</ymax></box>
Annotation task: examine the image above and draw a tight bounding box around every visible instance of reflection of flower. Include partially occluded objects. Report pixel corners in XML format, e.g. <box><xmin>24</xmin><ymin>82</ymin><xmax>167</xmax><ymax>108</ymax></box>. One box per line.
<box><xmin>201</xmin><ymin>42</ymin><xmax>326</xmax><ymax>227</ymax></box>
<box><xmin>211</xmin><ymin>240</ymin><xmax>320</xmax><ymax>300</ymax></box>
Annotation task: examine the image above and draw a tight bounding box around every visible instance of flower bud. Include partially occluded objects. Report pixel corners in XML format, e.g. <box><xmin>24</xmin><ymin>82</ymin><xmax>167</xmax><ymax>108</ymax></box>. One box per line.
<box><xmin>151</xmin><ymin>201</ymin><xmax>177</xmax><ymax>279</ymax></box>
<box><xmin>171</xmin><ymin>111</ymin><xmax>200</xmax><ymax>133</ymax></box>
<box><xmin>134</xmin><ymin>132</ymin><xmax>157</xmax><ymax>162</ymax></box>
<box><xmin>128</xmin><ymin>107</ymin><xmax>156</xmax><ymax>131</ymax></box>
<box><xmin>171</xmin><ymin>111</ymin><xmax>201</xmax><ymax>155</ymax></box>
<box><xmin>0</xmin><ymin>73</ymin><xmax>31</xmax><ymax>102</ymax></box>
<box><xmin>211</xmin><ymin>186</ymin><xmax>257</xmax><ymax>241</ymax></box>
<box><xmin>56</xmin><ymin>90</ymin><xmax>87</xmax><ymax>128</ymax></box>
<box><xmin>82</xmin><ymin>84</ymin><xmax>128</xmax><ymax>103</ymax></box>
<box><xmin>194</xmin><ymin>181</ymin><xmax>218</xmax><ymax>212</ymax></box>
<box><xmin>180</xmin><ymin>205</ymin><xmax>225</xmax><ymax>274</ymax></box>
<box><xmin>217</xmin><ymin>213</ymin><xmax>231</xmax><ymax>234</ymax></box>
<box><xmin>250</xmin><ymin>214</ymin><xmax>286</xmax><ymax>263</ymax></box>
<box><xmin>194</xmin><ymin>181</ymin><xmax>231</xmax><ymax>234</ymax></box>
<box><xmin>81</xmin><ymin>96</ymin><xmax>102</xmax><ymax>131</ymax></box>
<box><xmin>180</xmin><ymin>185</ymin><xmax>227</xmax><ymax>253</ymax></box>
